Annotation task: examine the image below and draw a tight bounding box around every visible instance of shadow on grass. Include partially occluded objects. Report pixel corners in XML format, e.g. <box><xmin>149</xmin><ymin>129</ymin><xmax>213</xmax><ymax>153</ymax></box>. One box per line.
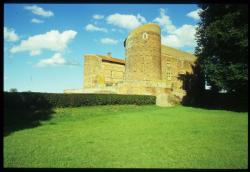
<box><xmin>4</xmin><ymin>108</ymin><xmax>55</xmax><ymax>137</ymax></box>
<box><xmin>4</xmin><ymin>93</ymin><xmax>55</xmax><ymax>136</ymax></box>
<box><xmin>183</xmin><ymin>92</ymin><xmax>248</xmax><ymax>112</ymax></box>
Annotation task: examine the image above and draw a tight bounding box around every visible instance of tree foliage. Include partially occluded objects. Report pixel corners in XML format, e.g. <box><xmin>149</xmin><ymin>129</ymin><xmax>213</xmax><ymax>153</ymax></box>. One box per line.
<box><xmin>195</xmin><ymin>4</ymin><xmax>248</xmax><ymax>95</ymax></box>
<box><xmin>9</xmin><ymin>88</ymin><xmax>18</xmax><ymax>92</ymax></box>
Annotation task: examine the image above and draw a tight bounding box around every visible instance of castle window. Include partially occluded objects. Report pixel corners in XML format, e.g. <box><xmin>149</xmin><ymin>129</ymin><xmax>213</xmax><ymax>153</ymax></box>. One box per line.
<box><xmin>167</xmin><ymin>72</ymin><xmax>172</xmax><ymax>80</ymax></box>
<box><xmin>142</xmin><ymin>32</ymin><xmax>148</xmax><ymax>40</ymax></box>
<box><xmin>166</xmin><ymin>60</ymin><xmax>171</xmax><ymax>67</ymax></box>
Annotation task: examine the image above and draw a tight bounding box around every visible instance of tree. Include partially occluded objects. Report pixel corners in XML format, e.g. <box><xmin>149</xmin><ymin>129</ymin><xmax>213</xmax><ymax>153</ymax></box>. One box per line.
<box><xmin>9</xmin><ymin>88</ymin><xmax>18</xmax><ymax>92</ymax></box>
<box><xmin>195</xmin><ymin>4</ymin><xmax>248</xmax><ymax>96</ymax></box>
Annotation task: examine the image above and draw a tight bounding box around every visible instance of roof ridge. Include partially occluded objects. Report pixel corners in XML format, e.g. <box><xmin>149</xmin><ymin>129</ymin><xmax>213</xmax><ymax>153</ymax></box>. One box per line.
<box><xmin>97</xmin><ymin>54</ymin><xmax>125</xmax><ymax>64</ymax></box>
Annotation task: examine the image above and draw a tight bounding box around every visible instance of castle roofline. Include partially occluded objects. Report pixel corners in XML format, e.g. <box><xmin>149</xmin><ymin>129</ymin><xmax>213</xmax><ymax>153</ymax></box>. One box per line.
<box><xmin>84</xmin><ymin>54</ymin><xmax>97</xmax><ymax>57</ymax></box>
<box><xmin>84</xmin><ymin>54</ymin><xmax>125</xmax><ymax>64</ymax></box>
<box><xmin>98</xmin><ymin>55</ymin><xmax>125</xmax><ymax>65</ymax></box>
<box><xmin>161</xmin><ymin>45</ymin><xmax>197</xmax><ymax>61</ymax></box>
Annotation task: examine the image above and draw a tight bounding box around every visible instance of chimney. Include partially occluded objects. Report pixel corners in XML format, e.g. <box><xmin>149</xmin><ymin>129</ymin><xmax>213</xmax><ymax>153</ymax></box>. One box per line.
<box><xmin>107</xmin><ymin>52</ymin><xmax>112</xmax><ymax>57</ymax></box>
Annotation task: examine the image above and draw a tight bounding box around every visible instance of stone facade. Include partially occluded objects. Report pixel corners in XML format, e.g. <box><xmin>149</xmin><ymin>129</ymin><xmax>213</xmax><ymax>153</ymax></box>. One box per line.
<box><xmin>65</xmin><ymin>23</ymin><xmax>197</xmax><ymax>106</ymax></box>
<box><xmin>125</xmin><ymin>24</ymin><xmax>162</xmax><ymax>81</ymax></box>
<box><xmin>83</xmin><ymin>54</ymin><xmax>125</xmax><ymax>89</ymax></box>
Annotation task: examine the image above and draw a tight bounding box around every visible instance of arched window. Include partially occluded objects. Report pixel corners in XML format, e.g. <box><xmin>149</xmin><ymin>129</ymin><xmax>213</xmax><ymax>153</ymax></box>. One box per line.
<box><xmin>142</xmin><ymin>32</ymin><xmax>148</xmax><ymax>40</ymax></box>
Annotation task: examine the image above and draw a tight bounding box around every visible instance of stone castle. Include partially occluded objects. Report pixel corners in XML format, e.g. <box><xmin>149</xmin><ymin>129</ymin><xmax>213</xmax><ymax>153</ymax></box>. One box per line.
<box><xmin>65</xmin><ymin>23</ymin><xmax>197</xmax><ymax>106</ymax></box>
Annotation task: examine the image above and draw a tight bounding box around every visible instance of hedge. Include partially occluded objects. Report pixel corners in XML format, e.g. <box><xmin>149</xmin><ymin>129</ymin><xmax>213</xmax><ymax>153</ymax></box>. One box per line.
<box><xmin>4</xmin><ymin>92</ymin><xmax>156</xmax><ymax>109</ymax></box>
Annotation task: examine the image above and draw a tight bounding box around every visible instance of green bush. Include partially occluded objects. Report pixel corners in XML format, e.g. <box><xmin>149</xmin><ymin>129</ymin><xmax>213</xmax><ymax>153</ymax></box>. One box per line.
<box><xmin>4</xmin><ymin>92</ymin><xmax>156</xmax><ymax>109</ymax></box>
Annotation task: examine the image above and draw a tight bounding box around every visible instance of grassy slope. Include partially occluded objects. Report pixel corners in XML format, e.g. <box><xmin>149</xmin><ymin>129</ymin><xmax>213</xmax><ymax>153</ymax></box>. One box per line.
<box><xmin>4</xmin><ymin>105</ymin><xmax>248</xmax><ymax>168</ymax></box>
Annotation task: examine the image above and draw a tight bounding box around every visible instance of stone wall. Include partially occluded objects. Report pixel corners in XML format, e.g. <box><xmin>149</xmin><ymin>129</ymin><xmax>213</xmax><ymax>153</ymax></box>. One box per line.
<box><xmin>83</xmin><ymin>54</ymin><xmax>125</xmax><ymax>89</ymax></box>
<box><xmin>125</xmin><ymin>23</ymin><xmax>161</xmax><ymax>81</ymax></box>
<box><xmin>102</xmin><ymin>61</ymin><xmax>125</xmax><ymax>86</ymax></box>
<box><xmin>83</xmin><ymin>55</ymin><xmax>102</xmax><ymax>89</ymax></box>
<box><xmin>161</xmin><ymin>45</ymin><xmax>197</xmax><ymax>96</ymax></box>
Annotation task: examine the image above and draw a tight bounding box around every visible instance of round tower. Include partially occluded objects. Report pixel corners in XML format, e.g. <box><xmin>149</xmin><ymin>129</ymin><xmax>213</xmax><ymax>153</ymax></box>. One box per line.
<box><xmin>124</xmin><ymin>23</ymin><xmax>161</xmax><ymax>81</ymax></box>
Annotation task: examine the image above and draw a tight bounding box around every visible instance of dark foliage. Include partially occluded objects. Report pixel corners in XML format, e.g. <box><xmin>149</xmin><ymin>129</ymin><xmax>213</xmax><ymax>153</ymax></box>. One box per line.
<box><xmin>4</xmin><ymin>92</ymin><xmax>156</xmax><ymax>109</ymax></box>
<box><xmin>195</xmin><ymin>4</ymin><xmax>248</xmax><ymax>95</ymax></box>
<box><xmin>177</xmin><ymin>4</ymin><xmax>248</xmax><ymax>112</ymax></box>
<box><xmin>179</xmin><ymin>59</ymin><xmax>248</xmax><ymax>112</ymax></box>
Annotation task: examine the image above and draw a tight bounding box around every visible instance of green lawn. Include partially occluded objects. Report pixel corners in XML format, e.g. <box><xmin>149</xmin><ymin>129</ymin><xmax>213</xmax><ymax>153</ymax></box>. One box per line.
<box><xmin>4</xmin><ymin>105</ymin><xmax>248</xmax><ymax>168</ymax></box>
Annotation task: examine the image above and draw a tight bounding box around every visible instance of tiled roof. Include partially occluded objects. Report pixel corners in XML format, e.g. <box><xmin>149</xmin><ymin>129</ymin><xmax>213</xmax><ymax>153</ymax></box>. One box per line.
<box><xmin>98</xmin><ymin>55</ymin><xmax>125</xmax><ymax>65</ymax></box>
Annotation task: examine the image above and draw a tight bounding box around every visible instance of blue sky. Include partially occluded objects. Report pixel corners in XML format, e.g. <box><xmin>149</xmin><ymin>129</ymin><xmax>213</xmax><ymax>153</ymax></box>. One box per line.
<box><xmin>4</xmin><ymin>4</ymin><xmax>201</xmax><ymax>93</ymax></box>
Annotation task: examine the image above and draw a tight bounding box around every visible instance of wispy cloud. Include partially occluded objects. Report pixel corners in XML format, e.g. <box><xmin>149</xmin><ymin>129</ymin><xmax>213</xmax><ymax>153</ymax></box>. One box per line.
<box><xmin>187</xmin><ymin>9</ymin><xmax>203</xmax><ymax>20</ymax></box>
<box><xmin>100</xmin><ymin>38</ymin><xmax>118</xmax><ymax>45</ymax></box>
<box><xmin>31</xmin><ymin>18</ymin><xmax>44</xmax><ymax>24</ymax></box>
<box><xmin>36</xmin><ymin>53</ymin><xmax>66</xmax><ymax>67</ymax></box>
<box><xmin>24</xmin><ymin>5</ymin><xmax>54</xmax><ymax>17</ymax></box>
<box><xmin>93</xmin><ymin>14</ymin><xmax>104</xmax><ymax>20</ymax></box>
<box><xmin>10</xmin><ymin>30</ymin><xmax>77</xmax><ymax>56</ymax></box>
<box><xmin>36</xmin><ymin>53</ymin><xmax>81</xmax><ymax>67</ymax></box>
<box><xmin>30</xmin><ymin>50</ymin><xmax>41</xmax><ymax>56</ymax></box>
<box><xmin>153</xmin><ymin>8</ymin><xmax>176</xmax><ymax>33</ymax></box>
<box><xmin>4</xmin><ymin>27</ymin><xmax>19</xmax><ymax>42</ymax></box>
<box><xmin>85</xmin><ymin>24</ymin><xmax>108</xmax><ymax>33</ymax></box>
<box><xmin>106</xmin><ymin>13</ymin><xmax>147</xmax><ymax>30</ymax></box>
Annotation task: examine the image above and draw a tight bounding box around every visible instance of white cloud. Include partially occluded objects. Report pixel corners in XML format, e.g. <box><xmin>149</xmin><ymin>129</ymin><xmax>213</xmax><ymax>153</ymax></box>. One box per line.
<box><xmin>106</xmin><ymin>13</ymin><xmax>147</xmax><ymax>30</ymax></box>
<box><xmin>4</xmin><ymin>27</ymin><xmax>19</xmax><ymax>42</ymax></box>
<box><xmin>162</xmin><ymin>35</ymin><xmax>181</xmax><ymax>48</ymax></box>
<box><xmin>24</xmin><ymin>5</ymin><xmax>54</xmax><ymax>17</ymax></box>
<box><xmin>85</xmin><ymin>24</ymin><xmax>108</xmax><ymax>33</ymax></box>
<box><xmin>10</xmin><ymin>30</ymin><xmax>77</xmax><ymax>56</ymax></box>
<box><xmin>187</xmin><ymin>9</ymin><xmax>202</xmax><ymax>20</ymax></box>
<box><xmin>137</xmin><ymin>14</ymin><xmax>147</xmax><ymax>23</ymax></box>
<box><xmin>31</xmin><ymin>18</ymin><xmax>44</xmax><ymax>24</ymax></box>
<box><xmin>152</xmin><ymin>8</ymin><xmax>197</xmax><ymax>50</ymax></box>
<box><xmin>174</xmin><ymin>24</ymin><xmax>197</xmax><ymax>47</ymax></box>
<box><xmin>37</xmin><ymin>53</ymin><xmax>66</xmax><ymax>67</ymax></box>
<box><xmin>30</xmin><ymin>50</ymin><xmax>41</xmax><ymax>56</ymax></box>
<box><xmin>162</xmin><ymin>24</ymin><xmax>197</xmax><ymax>48</ymax></box>
<box><xmin>93</xmin><ymin>14</ymin><xmax>104</xmax><ymax>20</ymax></box>
<box><xmin>110</xmin><ymin>28</ymin><xmax>124</xmax><ymax>33</ymax></box>
<box><xmin>153</xmin><ymin>8</ymin><xmax>176</xmax><ymax>33</ymax></box>
<box><xmin>100</xmin><ymin>38</ymin><xmax>118</xmax><ymax>45</ymax></box>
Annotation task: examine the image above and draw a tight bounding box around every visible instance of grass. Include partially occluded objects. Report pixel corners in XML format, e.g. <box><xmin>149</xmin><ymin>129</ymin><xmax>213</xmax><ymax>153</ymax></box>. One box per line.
<box><xmin>4</xmin><ymin>105</ymin><xmax>248</xmax><ymax>168</ymax></box>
